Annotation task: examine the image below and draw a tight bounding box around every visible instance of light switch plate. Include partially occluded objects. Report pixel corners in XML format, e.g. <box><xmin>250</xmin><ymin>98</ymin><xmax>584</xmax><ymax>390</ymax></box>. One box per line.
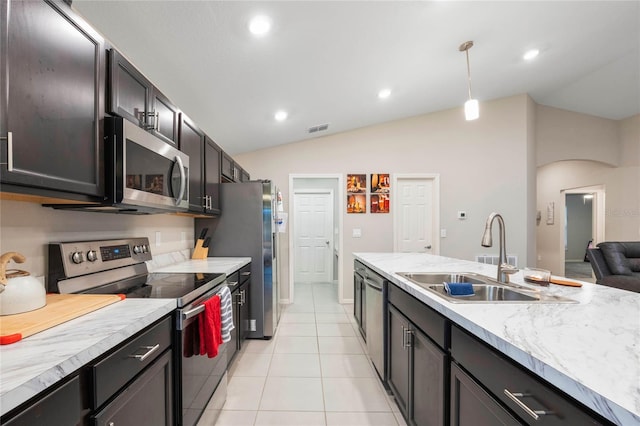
<box><xmin>352</xmin><ymin>228</ymin><xmax>362</xmax><ymax>238</ymax></box>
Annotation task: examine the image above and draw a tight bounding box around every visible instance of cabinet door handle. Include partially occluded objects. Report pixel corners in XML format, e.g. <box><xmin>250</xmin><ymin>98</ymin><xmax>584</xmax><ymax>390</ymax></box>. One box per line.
<box><xmin>143</xmin><ymin>111</ymin><xmax>159</xmax><ymax>131</ymax></box>
<box><xmin>129</xmin><ymin>344</ymin><xmax>160</xmax><ymax>362</ymax></box>
<box><xmin>241</xmin><ymin>271</ymin><xmax>251</xmax><ymax>276</ymax></box>
<box><xmin>404</xmin><ymin>329</ymin><xmax>413</xmax><ymax>348</ymax></box>
<box><xmin>2</xmin><ymin>132</ymin><xmax>13</xmax><ymax>171</ymax></box>
<box><xmin>241</xmin><ymin>289</ymin><xmax>246</xmax><ymax>305</ymax></box>
<box><xmin>400</xmin><ymin>327</ymin><xmax>413</xmax><ymax>348</ymax></box>
<box><xmin>504</xmin><ymin>389</ymin><xmax>553</xmax><ymax>420</ymax></box>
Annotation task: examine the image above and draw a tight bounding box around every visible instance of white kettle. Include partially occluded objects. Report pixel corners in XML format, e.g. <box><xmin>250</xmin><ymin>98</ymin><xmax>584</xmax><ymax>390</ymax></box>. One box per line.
<box><xmin>0</xmin><ymin>252</ymin><xmax>47</xmax><ymax>316</ymax></box>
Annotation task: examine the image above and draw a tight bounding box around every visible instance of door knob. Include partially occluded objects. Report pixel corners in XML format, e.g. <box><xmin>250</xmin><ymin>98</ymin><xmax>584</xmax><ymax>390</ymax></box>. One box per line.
<box><xmin>425</xmin><ymin>245</ymin><xmax>432</xmax><ymax>249</ymax></box>
<box><xmin>326</xmin><ymin>241</ymin><xmax>330</xmax><ymax>246</ymax></box>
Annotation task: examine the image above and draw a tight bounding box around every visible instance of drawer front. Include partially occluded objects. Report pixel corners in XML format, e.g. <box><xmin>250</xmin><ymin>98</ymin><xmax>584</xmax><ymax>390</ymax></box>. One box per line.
<box><xmin>92</xmin><ymin>350</ymin><xmax>173</xmax><ymax>426</ymax></box>
<box><xmin>92</xmin><ymin>316</ymin><xmax>172</xmax><ymax>409</ymax></box>
<box><xmin>388</xmin><ymin>283</ymin><xmax>448</xmax><ymax>349</ymax></box>
<box><xmin>239</xmin><ymin>263</ymin><xmax>251</xmax><ymax>285</ymax></box>
<box><xmin>451</xmin><ymin>325</ymin><xmax>611</xmax><ymax>426</ymax></box>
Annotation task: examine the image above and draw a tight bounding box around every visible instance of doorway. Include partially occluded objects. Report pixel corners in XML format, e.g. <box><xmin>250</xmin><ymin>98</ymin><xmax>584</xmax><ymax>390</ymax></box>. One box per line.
<box><xmin>289</xmin><ymin>175</ymin><xmax>343</xmax><ymax>304</ymax></box>
<box><xmin>392</xmin><ymin>174</ymin><xmax>440</xmax><ymax>254</ymax></box>
<box><xmin>561</xmin><ymin>186</ymin><xmax>604</xmax><ymax>281</ymax></box>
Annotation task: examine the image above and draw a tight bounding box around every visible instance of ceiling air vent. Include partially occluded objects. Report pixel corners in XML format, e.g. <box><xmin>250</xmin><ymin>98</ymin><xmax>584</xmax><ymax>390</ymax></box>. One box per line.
<box><xmin>307</xmin><ymin>123</ymin><xmax>330</xmax><ymax>134</ymax></box>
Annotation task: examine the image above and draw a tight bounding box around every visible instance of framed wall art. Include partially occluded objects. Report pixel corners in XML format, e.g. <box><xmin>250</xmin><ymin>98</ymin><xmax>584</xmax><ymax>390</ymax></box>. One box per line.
<box><xmin>347</xmin><ymin>174</ymin><xmax>366</xmax><ymax>194</ymax></box>
<box><xmin>347</xmin><ymin>193</ymin><xmax>366</xmax><ymax>214</ymax></box>
<box><xmin>371</xmin><ymin>193</ymin><xmax>390</xmax><ymax>213</ymax></box>
<box><xmin>370</xmin><ymin>173</ymin><xmax>390</xmax><ymax>213</ymax></box>
<box><xmin>371</xmin><ymin>173</ymin><xmax>389</xmax><ymax>193</ymax></box>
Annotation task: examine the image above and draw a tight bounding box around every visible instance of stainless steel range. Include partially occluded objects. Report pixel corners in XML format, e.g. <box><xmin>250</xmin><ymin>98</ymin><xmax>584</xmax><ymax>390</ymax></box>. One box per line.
<box><xmin>47</xmin><ymin>237</ymin><xmax>228</xmax><ymax>426</ymax></box>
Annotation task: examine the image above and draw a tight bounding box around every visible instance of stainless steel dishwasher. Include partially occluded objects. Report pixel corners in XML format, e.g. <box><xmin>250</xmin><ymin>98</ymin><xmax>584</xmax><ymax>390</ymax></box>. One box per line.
<box><xmin>364</xmin><ymin>267</ymin><xmax>387</xmax><ymax>385</ymax></box>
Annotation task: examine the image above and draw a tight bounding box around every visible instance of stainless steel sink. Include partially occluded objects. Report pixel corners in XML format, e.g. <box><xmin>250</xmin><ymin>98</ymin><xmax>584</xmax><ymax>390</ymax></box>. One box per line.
<box><xmin>396</xmin><ymin>272</ymin><xmax>577</xmax><ymax>304</ymax></box>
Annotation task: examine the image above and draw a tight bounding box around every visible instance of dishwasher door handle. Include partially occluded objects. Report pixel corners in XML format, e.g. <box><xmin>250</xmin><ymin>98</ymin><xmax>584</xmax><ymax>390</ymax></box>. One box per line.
<box><xmin>365</xmin><ymin>278</ymin><xmax>383</xmax><ymax>291</ymax></box>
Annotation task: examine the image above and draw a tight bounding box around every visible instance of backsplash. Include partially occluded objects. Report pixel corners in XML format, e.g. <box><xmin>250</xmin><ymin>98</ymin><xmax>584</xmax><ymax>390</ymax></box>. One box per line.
<box><xmin>0</xmin><ymin>199</ymin><xmax>195</xmax><ymax>279</ymax></box>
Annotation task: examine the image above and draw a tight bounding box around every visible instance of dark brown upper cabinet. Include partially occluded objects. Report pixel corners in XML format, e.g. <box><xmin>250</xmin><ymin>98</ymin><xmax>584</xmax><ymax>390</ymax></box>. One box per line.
<box><xmin>204</xmin><ymin>137</ymin><xmax>222</xmax><ymax>214</ymax></box>
<box><xmin>178</xmin><ymin>113</ymin><xmax>205</xmax><ymax>213</ymax></box>
<box><xmin>178</xmin><ymin>116</ymin><xmax>222</xmax><ymax>216</ymax></box>
<box><xmin>0</xmin><ymin>0</ymin><xmax>105</xmax><ymax>199</ymax></box>
<box><xmin>221</xmin><ymin>151</ymin><xmax>249</xmax><ymax>183</ymax></box>
<box><xmin>108</xmin><ymin>49</ymin><xmax>179</xmax><ymax>147</ymax></box>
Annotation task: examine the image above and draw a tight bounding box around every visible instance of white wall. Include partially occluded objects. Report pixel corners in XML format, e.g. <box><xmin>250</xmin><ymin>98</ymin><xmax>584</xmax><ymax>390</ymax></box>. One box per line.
<box><xmin>535</xmin><ymin>113</ymin><xmax>639</xmax><ymax>274</ymax></box>
<box><xmin>237</xmin><ymin>94</ymin><xmax>535</xmax><ymax>301</ymax></box>
<box><xmin>536</xmin><ymin>105</ymin><xmax>620</xmax><ymax>167</ymax></box>
<box><xmin>0</xmin><ymin>200</ymin><xmax>194</xmax><ymax>279</ymax></box>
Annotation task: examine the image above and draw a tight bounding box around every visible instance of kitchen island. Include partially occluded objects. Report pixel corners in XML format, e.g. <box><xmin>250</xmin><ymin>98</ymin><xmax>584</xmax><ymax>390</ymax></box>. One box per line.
<box><xmin>355</xmin><ymin>252</ymin><xmax>640</xmax><ymax>426</ymax></box>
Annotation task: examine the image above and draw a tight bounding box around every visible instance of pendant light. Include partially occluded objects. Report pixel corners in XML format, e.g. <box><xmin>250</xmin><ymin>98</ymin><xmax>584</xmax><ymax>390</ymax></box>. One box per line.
<box><xmin>459</xmin><ymin>41</ymin><xmax>479</xmax><ymax>121</ymax></box>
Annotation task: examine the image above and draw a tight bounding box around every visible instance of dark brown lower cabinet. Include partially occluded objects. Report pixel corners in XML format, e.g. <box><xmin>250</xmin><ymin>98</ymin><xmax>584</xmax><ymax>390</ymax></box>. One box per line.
<box><xmin>1</xmin><ymin>375</ymin><xmax>85</xmax><ymax>426</ymax></box>
<box><xmin>91</xmin><ymin>350</ymin><xmax>173</xmax><ymax>426</ymax></box>
<box><xmin>388</xmin><ymin>304</ymin><xmax>446</xmax><ymax>426</ymax></box>
<box><xmin>450</xmin><ymin>362</ymin><xmax>520</xmax><ymax>426</ymax></box>
<box><xmin>450</xmin><ymin>325</ymin><xmax>612</xmax><ymax>426</ymax></box>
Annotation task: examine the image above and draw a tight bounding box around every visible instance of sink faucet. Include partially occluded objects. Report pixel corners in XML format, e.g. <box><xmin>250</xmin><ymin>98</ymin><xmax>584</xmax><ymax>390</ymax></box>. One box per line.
<box><xmin>481</xmin><ymin>212</ymin><xmax>518</xmax><ymax>283</ymax></box>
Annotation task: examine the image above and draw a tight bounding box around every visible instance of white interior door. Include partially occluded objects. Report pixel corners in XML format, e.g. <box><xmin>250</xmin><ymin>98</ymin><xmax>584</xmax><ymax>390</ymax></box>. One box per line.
<box><xmin>294</xmin><ymin>191</ymin><xmax>334</xmax><ymax>282</ymax></box>
<box><xmin>394</xmin><ymin>175</ymin><xmax>439</xmax><ymax>253</ymax></box>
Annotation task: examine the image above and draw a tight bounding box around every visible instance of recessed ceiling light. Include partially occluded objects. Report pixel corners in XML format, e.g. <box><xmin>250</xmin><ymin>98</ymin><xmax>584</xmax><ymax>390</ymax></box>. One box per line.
<box><xmin>249</xmin><ymin>15</ymin><xmax>271</xmax><ymax>36</ymax></box>
<box><xmin>274</xmin><ymin>110</ymin><xmax>288</xmax><ymax>121</ymax></box>
<box><xmin>378</xmin><ymin>88</ymin><xmax>392</xmax><ymax>99</ymax></box>
<box><xmin>523</xmin><ymin>48</ymin><xmax>540</xmax><ymax>61</ymax></box>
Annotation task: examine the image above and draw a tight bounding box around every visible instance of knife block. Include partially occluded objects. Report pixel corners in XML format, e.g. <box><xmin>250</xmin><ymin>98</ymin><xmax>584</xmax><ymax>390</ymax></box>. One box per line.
<box><xmin>191</xmin><ymin>239</ymin><xmax>209</xmax><ymax>260</ymax></box>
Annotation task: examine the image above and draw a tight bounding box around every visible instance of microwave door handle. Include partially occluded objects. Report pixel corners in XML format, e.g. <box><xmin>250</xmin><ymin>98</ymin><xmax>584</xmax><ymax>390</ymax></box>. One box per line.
<box><xmin>174</xmin><ymin>155</ymin><xmax>186</xmax><ymax>205</ymax></box>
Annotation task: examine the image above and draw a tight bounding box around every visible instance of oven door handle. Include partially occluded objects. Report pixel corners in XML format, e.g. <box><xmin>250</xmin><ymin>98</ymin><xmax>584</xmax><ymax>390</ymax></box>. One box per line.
<box><xmin>182</xmin><ymin>304</ymin><xmax>205</xmax><ymax>321</ymax></box>
<box><xmin>174</xmin><ymin>155</ymin><xmax>186</xmax><ymax>206</ymax></box>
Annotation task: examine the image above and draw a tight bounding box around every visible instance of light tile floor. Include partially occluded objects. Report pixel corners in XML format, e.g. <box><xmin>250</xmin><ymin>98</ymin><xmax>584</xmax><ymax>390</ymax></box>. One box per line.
<box><xmin>198</xmin><ymin>282</ymin><xmax>407</xmax><ymax>426</ymax></box>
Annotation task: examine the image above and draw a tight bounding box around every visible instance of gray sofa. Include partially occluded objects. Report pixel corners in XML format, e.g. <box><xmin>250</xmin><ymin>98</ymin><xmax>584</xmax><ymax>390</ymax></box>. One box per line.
<box><xmin>586</xmin><ymin>242</ymin><xmax>640</xmax><ymax>293</ymax></box>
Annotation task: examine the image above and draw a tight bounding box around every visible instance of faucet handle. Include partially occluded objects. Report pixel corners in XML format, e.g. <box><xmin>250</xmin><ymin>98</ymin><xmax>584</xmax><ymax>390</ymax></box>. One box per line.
<box><xmin>499</xmin><ymin>263</ymin><xmax>518</xmax><ymax>283</ymax></box>
<box><xmin>501</xmin><ymin>263</ymin><xmax>518</xmax><ymax>273</ymax></box>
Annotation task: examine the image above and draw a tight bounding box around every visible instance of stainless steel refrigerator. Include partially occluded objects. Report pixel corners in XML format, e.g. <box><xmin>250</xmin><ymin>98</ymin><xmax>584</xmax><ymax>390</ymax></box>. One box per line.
<box><xmin>196</xmin><ymin>180</ymin><xmax>280</xmax><ymax>339</ymax></box>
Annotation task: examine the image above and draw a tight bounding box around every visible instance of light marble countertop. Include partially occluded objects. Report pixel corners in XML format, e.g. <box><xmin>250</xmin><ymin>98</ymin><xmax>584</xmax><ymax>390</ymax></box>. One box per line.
<box><xmin>151</xmin><ymin>257</ymin><xmax>251</xmax><ymax>275</ymax></box>
<box><xmin>0</xmin><ymin>298</ymin><xmax>176</xmax><ymax>417</ymax></box>
<box><xmin>355</xmin><ymin>252</ymin><xmax>640</xmax><ymax>426</ymax></box>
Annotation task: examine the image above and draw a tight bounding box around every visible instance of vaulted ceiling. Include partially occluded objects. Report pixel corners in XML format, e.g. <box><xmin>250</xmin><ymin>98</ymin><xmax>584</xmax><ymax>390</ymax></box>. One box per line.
<box><xmin>73</xmin><ymin>1</ymin><xmax>640</xmax><ymax>155</ymax></box>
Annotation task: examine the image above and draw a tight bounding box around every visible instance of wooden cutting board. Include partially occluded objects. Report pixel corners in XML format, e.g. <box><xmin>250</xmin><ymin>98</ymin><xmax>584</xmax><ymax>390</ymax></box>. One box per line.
<box><xmin>0</xmin><ymin>293</ymin><xmax>125</xmax><ymax>345</ymax></box>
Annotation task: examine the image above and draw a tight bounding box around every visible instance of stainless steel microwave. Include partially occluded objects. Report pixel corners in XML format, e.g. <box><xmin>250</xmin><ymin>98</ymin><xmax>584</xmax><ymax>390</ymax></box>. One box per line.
<box><xmin>106</xmin><ymin>116</ymin><xmax>189</xmax><ymax>213</ymax></box>
<box><xmin>46</xmin><ymin>117</ymin><xmax>189</xmax><ymax>214</ymax></box>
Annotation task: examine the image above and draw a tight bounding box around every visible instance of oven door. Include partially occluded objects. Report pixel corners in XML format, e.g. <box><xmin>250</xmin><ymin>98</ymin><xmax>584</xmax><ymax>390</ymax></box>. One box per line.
<box><xmin>107</xmin><ymin>117</ymin><xmax>189</xmax><ymax>212</ymax></box>
<box><xmin>176</xmin><ymin>290</ymin><xmax>227</xmax><ymax>426</ymax></box>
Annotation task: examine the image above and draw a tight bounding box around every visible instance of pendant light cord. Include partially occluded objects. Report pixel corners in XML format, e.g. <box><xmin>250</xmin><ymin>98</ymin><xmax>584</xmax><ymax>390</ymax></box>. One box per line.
<box><xmin>465</xmin><ymin>49</ymin><xmax>473</xmax><ymax>101</ymax></box>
